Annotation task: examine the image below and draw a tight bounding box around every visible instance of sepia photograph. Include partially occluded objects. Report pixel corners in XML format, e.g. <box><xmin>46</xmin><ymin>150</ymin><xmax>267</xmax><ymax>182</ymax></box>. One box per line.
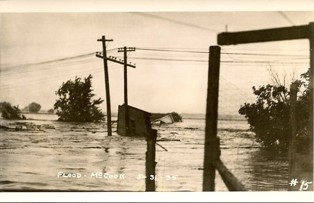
<box><xmin>0</xmin><ymin>0</ymin><xmax>314</xmax><ymax>201</ymax></box>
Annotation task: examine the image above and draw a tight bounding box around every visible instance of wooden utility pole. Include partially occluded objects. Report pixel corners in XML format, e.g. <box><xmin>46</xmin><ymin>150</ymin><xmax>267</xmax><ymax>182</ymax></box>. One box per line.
<box><xmin>118</xmin><ymin>47</ymin><xmax>136</xmax><ymax>136</ymax></box>
<box><xmin>288</xmin><ymin>83</ymin><xmax>297</xmax><ymax>191</ymax></box>
<box><xmin>96</xmin><ymin>41</ymin><xmax>136</xmax><ymax>136</ymax></box>
<box><xmin>97</xmin><ymin>36</ymin><xmax>113</xmax><ymax>136</ymax></box>
<box><xmin>203</xmin><ymin>46</ymin><xmax>221</xmax><ymax>191</ymax></box>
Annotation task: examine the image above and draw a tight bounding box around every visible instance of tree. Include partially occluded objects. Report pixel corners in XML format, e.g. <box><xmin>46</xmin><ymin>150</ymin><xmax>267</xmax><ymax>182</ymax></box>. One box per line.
<box><xmin>0</xmin><ymin>102</ymin><xmax>26</xmax><ymax>120</ymax></box>
<box><xmin>54</xmin><ymin>74</ymin><xmax>105</xmax><ymax>122</ymax></box>
<box><xmin>170</xmin><ymin>112</ymin><xmax>183</xmax><ymax>122</ymax></box>
<box><xmin>239</xmin><ymin>69</ymin><xmax>311</xmax><ymax>151</ymax></box>
<box><xmin>47</xmin><ymin>109</ymin><xmax>54</xmax><ymax>114</ymax></box>
<box><xmin>28</xmin><ymin>102</ymin><xmax>41</xmax><ymax>113</ymax></box>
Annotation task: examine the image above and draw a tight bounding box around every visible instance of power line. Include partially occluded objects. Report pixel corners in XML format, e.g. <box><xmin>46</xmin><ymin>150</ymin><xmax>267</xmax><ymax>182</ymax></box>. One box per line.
<box><xmin>0</xmin><ymin>59</ymin><xmax>125</xmax><ymax>90</ymax></box>
<box><xmin>125</xmin><ymin>56</ymin><xmax>308</xmax><ymax>65</ymax></box>
<box><xmin>222</xmin><ymin>52</ymin><xmax>307</xmax><ymax>57</ymax></box>
<box><xmin>1</xmin><ymin>47</ymin><xmax>308</xmax><ymax>72</ymax></box>
<box><xmin>132</xmin><ymin>13</ymin><xmax>220</xmax><ymax>33</ymax></box>
<box><xmin>1</xmin><ymin>48</ymin><xmax>118</xmax><ymax>71</ymax></box>
<box><xmin>1</xmin><ymin>61</ymin><xmax>102</xmax><ymax>85</ymax></box>
<box><xmin>136</xmin><ymin>47</ymin><xmax>308</xmax><ymax>57</ymax></box>
<box><xmin>0</xmin><ymin>63</ymin><xmax>109</xmax><ymax>90</ymax></box>
<box><xmin>1</xmin><ymin>58</ymin><xmax>99</xmax><ymax>79</ymax></box>
<box><xmin>278</xmin><ymin>11</ymin><xmax>295</xmax><ymax>26</ymax></box>
<box><xmin>1</xmin><ymin>46</ymin><xmax>309</xmax><ymax>85</ymax></box>
<box><xmin>136</xmin><ymin>47</ymin><xmax>208</xmax><ymax>54</ymax></box>
<box><xmin>2</xmin><ymin>52</ymin><xmax>94</xmax><ymax>70</ymax></box>
<box><xmin>128</xmin><ymin>56</ymin><xmax>207</xmax><ymax>63</ymax></box>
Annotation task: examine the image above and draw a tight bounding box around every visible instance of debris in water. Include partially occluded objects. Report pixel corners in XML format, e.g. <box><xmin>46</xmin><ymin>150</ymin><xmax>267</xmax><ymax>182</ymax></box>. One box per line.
<box><xmin>0</xmin><ymin>122</ymin><xmax>55</xmax><ymax>131</ymax></box>
<box><xmin>157</xmin><ymin>138</ymin><xmax>180</xmax><ymax>142</ymax></box>
<box><xmin>184</xmin><ymin>127</ymin><xmax>198</xmax><ymax>130</ymax></box>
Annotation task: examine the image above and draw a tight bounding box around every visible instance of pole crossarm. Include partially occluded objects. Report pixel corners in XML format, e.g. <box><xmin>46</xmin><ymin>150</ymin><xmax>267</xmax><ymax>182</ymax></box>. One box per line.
<box><xmin>96</xmin><ymin>52</ymin><xmax>136</xmax><ymax>68</ymax></box>
<box><xmin>117</xmin><ymin>47</ymin><xmax>136</xmax><ymax>52</ymax></box>
<box><xmin>218</xmin><ymin>24</ymin><xmax>309</xmax><ymax>45</ymax></box>
<box><xmin>97</xmin><ymin>38</ymin><xmax>113</xmax><ymax>42</ymax></box>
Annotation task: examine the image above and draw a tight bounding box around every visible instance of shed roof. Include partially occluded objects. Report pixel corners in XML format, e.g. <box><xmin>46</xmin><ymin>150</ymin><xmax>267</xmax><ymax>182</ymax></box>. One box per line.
<box><xmin>120</xmin><ymin>104</ymin><xmax>151</xmax><ymax>115</ymax></box>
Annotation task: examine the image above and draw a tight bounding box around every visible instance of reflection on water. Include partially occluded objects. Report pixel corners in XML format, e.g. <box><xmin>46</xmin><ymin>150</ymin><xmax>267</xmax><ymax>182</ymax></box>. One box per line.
<box><xmin>0</xmin><ymin>114</ymin><xmax>288</xmax><ymax>191</ymax></box>
<box><xmin>248</xmin><ymin>149</ymin><xmax>288</xmax><ymax>191</ymax></box>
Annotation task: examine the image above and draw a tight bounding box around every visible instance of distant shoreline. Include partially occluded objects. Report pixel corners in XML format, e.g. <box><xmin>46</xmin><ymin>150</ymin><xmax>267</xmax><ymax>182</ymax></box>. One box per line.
<box><xmin>18</xmin><ymin>112</ymin><xmax>246</xmax><ymax>122</ymax></box>
<box><xmin>22</xmin><ymin>112</ymin><xmax>54</xmax><ymax>115</ymax></box>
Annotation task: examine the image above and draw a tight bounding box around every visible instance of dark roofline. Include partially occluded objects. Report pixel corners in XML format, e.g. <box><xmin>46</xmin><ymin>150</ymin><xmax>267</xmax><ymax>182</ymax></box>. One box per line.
<box><xmin>120</xmin><ymin>104</ymin><xmax>151</xmax><ymax>115</ymax></box>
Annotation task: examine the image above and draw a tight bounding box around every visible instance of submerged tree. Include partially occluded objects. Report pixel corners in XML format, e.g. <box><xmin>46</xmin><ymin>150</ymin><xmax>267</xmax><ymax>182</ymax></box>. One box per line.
<box><xmin>54</xmin><ymin>75</ymin><xmax>105</xmax><ymax>122</ymax></box>
<box><xmin>28</xmin><ymin>102</ymin><xmax>41</xmax><ymax>113</ymax></box>
<box><xmin>0</xmin><ymin>102</ymin><xmax>26</xmax><ymax>120</ymax></box>
<box><xmin>239</xmin><ymin>69</ymin><xmax>311</xmax><ymax>151</ymax></box>
<box><xmin>47</xmin><ymin>109</ymin><xmax>54</xmax><ymax>114</ymax></box>
<box><xmin>170</xmin><ymin>112</ymin><xmax>183</xmax><ymax>122</ymax></box>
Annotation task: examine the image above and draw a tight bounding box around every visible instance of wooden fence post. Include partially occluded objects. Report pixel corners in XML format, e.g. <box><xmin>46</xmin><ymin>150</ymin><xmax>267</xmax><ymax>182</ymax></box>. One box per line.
<box><xmin>288</xmin><ymin>82</ymin><xmax>297</xmax><ymax>191</ymax></box>
<box><xmin>203</xmin><ymin>46</ymin><xmax>221</xmax><ymax>191</ymax></box>
<box><xmin>308</xmin><ymin>22</ymin><xmax>314</xmax><ymax>191</ymax></box>
<box><xmin>146</xmin><ymin>129</ymin><xmax>157</xmax><ymax>191</ymax></box>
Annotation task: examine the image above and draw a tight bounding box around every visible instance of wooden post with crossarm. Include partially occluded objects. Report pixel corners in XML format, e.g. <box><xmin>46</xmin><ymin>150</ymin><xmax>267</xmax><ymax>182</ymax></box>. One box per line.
<box><xmin>218</xmin><ymin>23</ymin><xmax>314</xmax><ymax>191</ymax></box>
<box><xmin>118</xmin><ymin>47</ymin><xmax>136</xmax><ymax>136</ymax></box>
<box><xmin>97</xmin><ymin>36</ymin><xmax>113</xmax><ymax>136</ymax></box>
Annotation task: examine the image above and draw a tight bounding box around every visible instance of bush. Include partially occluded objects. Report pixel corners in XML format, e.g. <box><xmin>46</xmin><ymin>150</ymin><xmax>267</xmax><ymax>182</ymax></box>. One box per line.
<box><xmin>170</xmin><ymin>112</ymin><xmax>183</xmax><ymax>122</ymax></box>
<box><xmin>0</xmin><ymin>102</ymin><xmax>26</xmax><ymax>120</ymax></box>
<box><xmin>239</xmin><ymin>69</ymin><xmax>311</xmax><ymax>150</ymax></box>
<box><xmin>28</xmin><ymin>102</ymin><xmax>41</xmax><ymax>113</ymax></box>
<box><xmin>47</xmin><ymin>109</ymin><xmax>54</xmax><ymax>114</ymax></box>
<box><xmin>54</xmin><ymin>75</ymin><xmax>105</xmax><ymax>122</ymax></box>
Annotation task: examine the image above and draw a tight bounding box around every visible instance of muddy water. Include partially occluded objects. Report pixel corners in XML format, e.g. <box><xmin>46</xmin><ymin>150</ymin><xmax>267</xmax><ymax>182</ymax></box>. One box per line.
<box><xmin>0</xmin><ymin>115</ymin><xmax>288</xmax><ymax>191</ymax></box>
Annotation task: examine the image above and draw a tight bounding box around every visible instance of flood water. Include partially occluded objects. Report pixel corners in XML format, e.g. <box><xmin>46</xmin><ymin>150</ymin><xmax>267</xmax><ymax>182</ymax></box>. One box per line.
<box><xmin>0</xmin><ymin>114</ymin><xmax>288</xmax><ymax>191</ymax></box>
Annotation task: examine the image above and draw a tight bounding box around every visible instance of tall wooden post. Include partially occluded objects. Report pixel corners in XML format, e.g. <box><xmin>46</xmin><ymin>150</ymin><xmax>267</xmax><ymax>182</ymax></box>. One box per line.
<box><xmin>309</xmin><ymin>21</ymin><xmax>314</xmax><ymax>172</ymax></box>
<box><xmin>146</xmin><ymin>129</ymin><xmax>157</xmax><ymax>191</ymax></box>
<box><xmin>306</xmin><ymin>22</ymin><xmax>314</xmax><ymax>190</ymax></box>
<box><xmin>203</xmin><ymin>46</ymin><xmax>221</xmax><ymax>191</ymax></box>
<box><xmin>98</xmin><ymin>36</ymin><xmax>113</xmax><ymax>136</ymax></box>
<box><xmin>288</xmin><ymin>83</ymin><xmax>297</xmax><ymax>191</ymax></box>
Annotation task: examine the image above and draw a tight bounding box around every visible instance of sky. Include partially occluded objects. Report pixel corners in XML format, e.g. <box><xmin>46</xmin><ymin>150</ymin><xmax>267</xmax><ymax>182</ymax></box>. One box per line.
<box><xmin>0</xmin><ymin>11</ymin><xmax>313</xmax><ymax>115</ymax></box>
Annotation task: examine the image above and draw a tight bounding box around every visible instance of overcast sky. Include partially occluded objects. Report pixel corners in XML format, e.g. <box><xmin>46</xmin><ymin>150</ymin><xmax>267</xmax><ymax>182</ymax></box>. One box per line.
<box><xmin>0</xmin><ymin>12</ymin><xmax>313</xmax><ymax>114</ymax></box>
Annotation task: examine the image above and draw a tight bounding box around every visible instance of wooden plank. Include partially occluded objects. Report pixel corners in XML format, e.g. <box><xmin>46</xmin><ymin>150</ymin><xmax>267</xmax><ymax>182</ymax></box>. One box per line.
<box><xmin>203</xmin><ymin>46</ymin><xmax>221</xmax><ymax>191</ymax></box>
<box><xmin>214</xmin><ymin>160</ymin><xmax>246</xmax><ymax>191</ymax></box>
<box><xmin>218</xmin><ymin>25</ymin><xmax>309</xmax><ymax>45</ymax></box>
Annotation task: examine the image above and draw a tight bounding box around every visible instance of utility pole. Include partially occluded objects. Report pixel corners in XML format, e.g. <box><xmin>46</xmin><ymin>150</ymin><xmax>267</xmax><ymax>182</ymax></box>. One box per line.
<box><xmin>96</xmin><ymin>45</ymin><xmax>136</xmax><ymax>136</ymax></box>
<box><xmin>118</xmin><ymin>47</ymin><xmax>136</xmax><ymax>135</ymax></box>
<box><xmin>97</xmin><ymin>36</ymin><xmax>113</xmax><ymax>136</ymax></box>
